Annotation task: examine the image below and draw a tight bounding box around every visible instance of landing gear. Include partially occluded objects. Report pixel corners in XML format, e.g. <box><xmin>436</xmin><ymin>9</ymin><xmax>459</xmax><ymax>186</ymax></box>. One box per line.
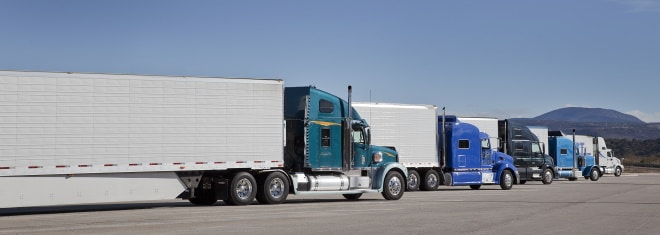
<box><xmin>188</xmin><ymin>176</ymin><xmax>218</xmax><ymax>206</ymax></box>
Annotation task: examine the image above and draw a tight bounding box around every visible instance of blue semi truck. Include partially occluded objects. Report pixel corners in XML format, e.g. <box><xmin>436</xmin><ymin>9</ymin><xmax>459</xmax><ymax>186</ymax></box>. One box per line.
<box><xmin>353</xmin><ymin>103</ymin><xmax>518</xmax><ymax>191</ymax></box>
<box><xmin>548</xmin><ymin>130</ymin><xmax>603</xmax><ymax>181</ymax></box>
<box><xmin>440</xmin><ymin>115</ymin><xmax>519</xmax><ymax>190</ymax></box>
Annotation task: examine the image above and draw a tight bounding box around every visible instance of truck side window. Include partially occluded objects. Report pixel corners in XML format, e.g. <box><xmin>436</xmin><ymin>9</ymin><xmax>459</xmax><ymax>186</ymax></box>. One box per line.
<box><xmin>481</xmin><ymin>138</ymin><xmax>490</xmax><ymax>149</ymax></box>
<box><xmin>513</xmin><ymin>128</ymin><xmax>523</xmax><ymax>137</ymax></box>
<box><xmin>560</xmin><ymin>148</ymin><xmax>568</xmax><ymax>155</ymax></box>
<box><xmin>514</xmin><ymin>142</ymin><xmax>526</xmax><ymax>156</ymax></box>
<box><xmin>352</xmin><ymin>129</ymin><xmax>364</xmax><ymax>143</ymax></box>
<box><xmin>458</xmin><ymin>139</ymin><xmax>469</xmax><ymax>149</ymax></box>
<box><xmin>319</xmin><ymin>99</ymin><xmax>334</xmax><ymax>113</ymax></box>
<box><xmin>531</xmin><ymin>142</ymin><xmax>542</xmax><ymax>154</ymax></box>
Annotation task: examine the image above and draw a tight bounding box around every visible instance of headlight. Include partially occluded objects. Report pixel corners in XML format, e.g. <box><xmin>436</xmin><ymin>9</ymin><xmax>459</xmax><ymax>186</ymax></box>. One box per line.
<box><xmin>373</xmin><ymin>152</ymin><xmax>383</xmax><ymax>163</ymax></box>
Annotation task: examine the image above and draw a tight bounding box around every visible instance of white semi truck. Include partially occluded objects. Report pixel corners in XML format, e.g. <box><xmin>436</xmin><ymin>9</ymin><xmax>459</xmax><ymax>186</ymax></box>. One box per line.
<box><xmin>0</xmin><ymin>71</ymin><xmax>407</xmax><ymax>208</ymax></box>
<box><xmin>572</xmin><ymin>135</ymin><xmax>624</xmax><ymax>176</ymax></box>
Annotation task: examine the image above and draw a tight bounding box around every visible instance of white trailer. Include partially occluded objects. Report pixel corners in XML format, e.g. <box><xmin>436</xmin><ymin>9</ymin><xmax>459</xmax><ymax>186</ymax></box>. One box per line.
<box><xmin>527</xmin><ymin>126</ymin><xmax>549</xmax><ymax>155</ymax></box>
<box><xmin>456</xmin><ymin>117</ymin><xmax>499</xmax><ymax>151</ymax></box>
<box><xmin>0</xmin><ymin>71</ymin><xmax>284</xmax><ymax>208</ymax></box>
<box><xmin>353</xmin><ymin>102</ymin><xmax>439</xmax><ymax>191</ymax></box>
<box><xmin>1</xmin><ymin>71</ymin><xmax>408</xmax><ymax>209</ymax></box>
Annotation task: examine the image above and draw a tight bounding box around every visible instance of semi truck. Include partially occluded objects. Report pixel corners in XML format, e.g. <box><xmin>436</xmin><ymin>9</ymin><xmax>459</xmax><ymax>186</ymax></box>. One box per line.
<box><xmin>548</xmin><ymin>130</ymin><xmax>603</xmax><ymax>181</ymax></box>
<box><xmin>0</xmin><ymin>71</ymin><xmax>407</xmax><ymax>208</ymax></box>
<box><xmin>529</xmin><ymin>126</ymin><xmax>622</xmax><ymax>177</ymax></box>
<box><xmin>458</xmin><ymin>118</ymin><xmax>556</xmax><ymax>185</ymax></box>
<box><xmin>353</xmin><ymin>103</ymin><xmax>518</xmax><ymax>191</ymax></box>
<box><xmin>573</xmin><ymin>135</ymin><xmax>624</xmax><ymax>177</ymax></box>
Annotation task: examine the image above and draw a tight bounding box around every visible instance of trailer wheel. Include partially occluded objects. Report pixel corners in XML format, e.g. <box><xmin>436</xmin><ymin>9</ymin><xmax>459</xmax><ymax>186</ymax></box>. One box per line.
<box><xmin>420</xmin><ymin>170</ymin><xmax>439</xmax><ymax>191</ymax></box>
<box><xmin>343</xmin><ymin>193</ymin><xmax>363</xmax><ymax>200</ymax></box>
<box><xmin>381</xmin><ymin>171</ymin><xmax>404</xmax><ymax>200</ymax></box>
<box><xmin>469</xmin><ymin>185</ymin><xmax>481</xmax><ymax>190</ymax></box>
<box><xmin>224</xmin><ymin>172</ymin><xmax>257</xmax><ymax>206</ymax></box>
<box><xmin>614</xmin><ymin>167</ymin><xmax>622</xmax><ymax>177</ymax></box>
<box><xmin>590</xmin><ymin>168</ymin><xmax>600</xmax><ymax>181</ymax></box>
<box><xmin>500</xmin><ymin>170</ymin><xmax>513</xmax><ymax>190</ymax></box>
<box><xmin>406</xmin><ymin>169</ymin><xmax>420</xmax><ymax>191</ymax></box>
<box><xmin>256</xmin><ymin>172</ymin><xmax>289</xmax><ymax>204</ymax></box>
<box><xmin>541</xmin><ymin>168</ymin><xmax>553</xmax><ymax>185</ymax></box>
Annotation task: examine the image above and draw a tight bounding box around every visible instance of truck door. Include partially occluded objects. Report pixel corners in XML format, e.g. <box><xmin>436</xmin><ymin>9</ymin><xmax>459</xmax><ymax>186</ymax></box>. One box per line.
<box><xmin>454</xmin><ymin>138</ymin><xmax>481</xmax><ymax>182</ymax></box>
<box><xmin>481</xmin><ymin>137</ymin><xmax>492</xmax><ymax>166</ymax></box>
<box><xmin>351</xmin><ymin>125</ymin><xmax>371</xmax><ymax>169</ymax></box>
<box><xmin>306</xmin><ymin>96</ymin><xmax>343</xmax><ymax>170</ymax></box>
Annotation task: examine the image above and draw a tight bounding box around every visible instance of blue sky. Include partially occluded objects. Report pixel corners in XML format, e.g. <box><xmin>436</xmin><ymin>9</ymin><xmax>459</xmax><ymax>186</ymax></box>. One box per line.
<box><xmin>2</xmin><ymin>0</ymin><xmax>660</xmax><ymax>122</ymax></box>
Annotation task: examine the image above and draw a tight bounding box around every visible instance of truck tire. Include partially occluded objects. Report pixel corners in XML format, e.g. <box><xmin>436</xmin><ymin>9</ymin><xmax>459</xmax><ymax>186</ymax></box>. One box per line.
<box><xmin>381</xmin><ymin>171</ymin><xmax>404</xmax><ymax>200</ymax></box>
<box><xmin>420</xmin><ymin>170</ymin><xmax>439</xmax><ymax>191</ymax></box>
<box><xmin>500</xmin><ymin>170</ymin><xmax>513</xmax><ymax>190</ymax></box>
<box><xmin>224</xmin><ymin>172</ymin><xmax>257</xmax><ymax>206</ymax></box>
<box><xmin>541</xmin><ymin>168</ymin><xmax>553</xmax><ymax>185</ymax></box>
<box><xmin>406</xmin><ymin>169</ymin><xmax>420</xmax><ymax>192</ymax></box>
<box><xmin>469</xmin><ymin>185</ymin><xmax>481</xmax><ymax>190</ymax></box>
<box><xmin>590</xmin><ymin>168</ymin><xmax>600</xmax><ymax>181</ymax></box>
<box><xmin>343</xmin><ymin>194</ymin><xmax>363</xmax><ymax>200</ymax></box>
<box><xmin>615</xmin><ymin>167</ymin><xmax>622</xmax><ymax>177</ymax></box>
<box><xmin>256</xmin><ymin>172</ymin><xmax>289</xmax><ymax>204</ymax></box>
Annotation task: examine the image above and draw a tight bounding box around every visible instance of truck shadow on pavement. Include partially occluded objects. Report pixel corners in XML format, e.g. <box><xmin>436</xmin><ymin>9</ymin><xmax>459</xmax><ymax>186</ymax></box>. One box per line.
<box><xmin>0</xmin><ymin>198</ymin><xmax>382</xmax><ymax>216</ymax></box>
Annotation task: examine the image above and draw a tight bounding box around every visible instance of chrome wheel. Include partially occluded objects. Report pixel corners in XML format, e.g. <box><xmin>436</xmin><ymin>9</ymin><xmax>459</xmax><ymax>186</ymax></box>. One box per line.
<box><xmin>268</xmin><ymin>177</ymin><xmax>285</xmax><ymax>199</ymax></box>
<box><xmin>236</xmin><ymin>178</ymin><xmax>254</xmax><ymax>200</ymax></box>
<box><xmin>408</xmin><ymin>172</ymin><xmax>419</xmax><ymax>191</ymax></box>
<box><xmin>388</xmin><ymin>175</ymin><xmax>403</xmax><ymax>196</ymax></box>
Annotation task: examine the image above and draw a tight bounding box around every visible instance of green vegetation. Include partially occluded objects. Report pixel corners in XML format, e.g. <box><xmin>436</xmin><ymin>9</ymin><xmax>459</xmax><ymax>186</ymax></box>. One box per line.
<box><xmin>606</xmin><ymin>138</ymin><xmax>660</xmax><ymax>168</ymax></box>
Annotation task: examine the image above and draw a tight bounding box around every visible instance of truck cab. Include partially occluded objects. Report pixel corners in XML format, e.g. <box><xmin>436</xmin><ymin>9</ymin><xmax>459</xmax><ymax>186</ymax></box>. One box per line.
<box><xmin>592</xmin><ymin>137</ymin><xmax>624</xmax><ymax>177</ymax></box>
<box><xmin>499</xmin><ymin>120</ymin><xmax>556</xmax><ymax>184</ymax></box>
<box><xmin>440</xmin><ymin>120</ymin><xmax>519</xmax><ymax>190</ymax></box>
<box><xmin>549</xmin><ymin>135</ymin><xmax>602</xmax><ymax>181</ymax></box>
<box><xmin>283</xmin><ymin>86</ymin><xmax>407</xmax><ymax>200</ymax></box>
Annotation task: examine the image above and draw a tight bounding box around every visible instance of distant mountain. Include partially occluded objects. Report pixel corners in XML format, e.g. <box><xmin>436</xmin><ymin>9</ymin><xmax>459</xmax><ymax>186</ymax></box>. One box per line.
<box><xmin>510</xmin><ymin>107</ymin><xmax>660</xmax><ymax>140</ymax></box>
<box><xmin>534</xmin><ymin>107</ymin><xmax>645</xmax><ymax>124</ymax></box>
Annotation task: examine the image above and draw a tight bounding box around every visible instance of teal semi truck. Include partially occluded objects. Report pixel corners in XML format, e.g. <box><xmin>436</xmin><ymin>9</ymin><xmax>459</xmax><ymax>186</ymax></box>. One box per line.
<box><xmin>0</xmin><ymin>71</ymin><xmax>406</xmax><ymax>208</ymax></box>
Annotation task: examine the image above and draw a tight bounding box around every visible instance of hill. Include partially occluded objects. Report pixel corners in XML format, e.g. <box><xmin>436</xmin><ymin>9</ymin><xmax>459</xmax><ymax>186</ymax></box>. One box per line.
<box><xmin>510</xmin><ymin>107</ymin><xmax>660</xmax><ymax>140</ymax></box>
<box><xmin>534</xmin><ymin>107</ymin><xmax>645</xmax><ymax>123</ymax></box>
